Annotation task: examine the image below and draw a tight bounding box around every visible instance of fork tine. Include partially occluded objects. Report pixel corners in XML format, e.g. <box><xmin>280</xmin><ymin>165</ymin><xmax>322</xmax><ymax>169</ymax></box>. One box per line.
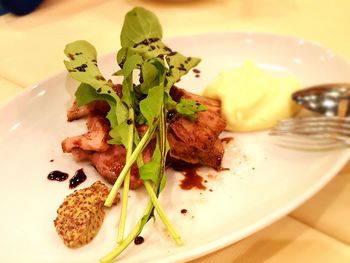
<box><xmin>269</xmin><ymin>116</ymin><xmax>350</xmax><ymax>149</ymax></box>
<box><xmin>271</xmin><ymin>126</ymin><xmax>350</xmax><ymax>137</ymax></box>
<box><xmin>269</xmin><ymin>133</ymin><xmax>345</xmax><ymax>150</ymax></box>
<box><xmin>272</xmin><ymin>117</ymin><xmax>350</xmax><ymax>137</ymax></box>
<box><xmin>279</xmin><ymin>116</ymin><xmax>350</xmax><ymax>124</ymax></box>
<box><xmin>279</xmin><ymin>117</ymin><xmax>350</xmax><ymax>128</ymax></box>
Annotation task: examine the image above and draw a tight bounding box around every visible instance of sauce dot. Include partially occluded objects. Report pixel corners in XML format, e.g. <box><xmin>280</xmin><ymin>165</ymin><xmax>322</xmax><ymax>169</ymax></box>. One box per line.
<box><xmin>69</xmin><ymin>169</ymin><xmax>87</xmax><ymax>189</ymax></box>
<box><xmin>134</xmin><ymin>236</ymin><xmax>144</xmax><ymax>245</ymax></box>
<box><xmin>47</xmin><ymin>171</ymin><xmax>68</xmax><ymax>182</ymax></box>
<box><xmin>181</xmin><ymin>209</ymin><xmax>188</xmax><ymax>214</ymax></box>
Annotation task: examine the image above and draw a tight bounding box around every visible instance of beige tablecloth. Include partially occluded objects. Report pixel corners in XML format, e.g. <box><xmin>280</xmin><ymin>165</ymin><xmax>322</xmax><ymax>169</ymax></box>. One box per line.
<box><xmin>1</xmin><ymin>0</ymin><xmax>350</xmax><ymax>262</ymax></box>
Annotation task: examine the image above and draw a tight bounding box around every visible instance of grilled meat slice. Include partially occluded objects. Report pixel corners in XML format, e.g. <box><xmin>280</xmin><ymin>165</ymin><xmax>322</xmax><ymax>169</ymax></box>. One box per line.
<box><xmin>70</xmin><ymin>141</ymin><xmax>155</xmax><ymax>189</ymax></box>
<box><xmin>168</xmin><ymin>131</ymin><xmax>224</xmax><ymax>168</ymax></box>
<box><xmin>62</xmin><ymin>115</ymin><xmax>110</xmax><ymax>153</ymax></box>
<box><xmin>67</xmin><ymin>100</ymin><xmax>110</xmax><ymax>121</ymax></box>
<box><xmin>168</xmin><ymin>87</ymin><xmax>226</xmax><ymax>169</ymax></box>
<box><xmin>89</xmin><ymin>145</ymin><xmax>143</xmax><ymax>189</ymax></box>
<box><xmin>63</xmin><ymin>86</ymin><xmax>227</xmax><ymax>187</ymax></box>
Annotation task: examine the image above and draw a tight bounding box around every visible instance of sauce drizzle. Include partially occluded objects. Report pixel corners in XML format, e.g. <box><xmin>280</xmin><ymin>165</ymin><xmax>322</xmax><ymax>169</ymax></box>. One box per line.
<box><xmin>179</xmin><ymin>168</ymin><xmax>206</xmax><ymax>190</ymax></box>
<box><xmin>171</xmin><ymin>161</ymin><xmax>206</xmax><ymax>190</ymax></box>
<box><xmin>69</xmin><ymin>169</ymin><xmax>87</xmax><ymax>189</ymax></box>
<box><xmin>47</xmin><ymin>170</ymin><xmax>68</xmax><ymax>182</ymax></box>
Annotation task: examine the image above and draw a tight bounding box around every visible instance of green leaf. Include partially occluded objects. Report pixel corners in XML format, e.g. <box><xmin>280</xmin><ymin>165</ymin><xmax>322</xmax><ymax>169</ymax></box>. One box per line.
<box><xmin>139</xmin><ymin>143</ymin><xmax>161</xmax><ymax>183</ymax></box>
<box><xmin>140</xmin><ymin>59</ymin><xmax>166</xmax><ymax>94</ymax></box>
<box><xmin>64</xmin><ymin>40</ymin><xmax>112</xmax><ymax>93</ymax></box>
<box><xmin>131</xmin><ymin>40</ymin><xmax>168</xmax><ymax>60</ymax></box>
<box><xmin>74</xmin><ymin>83</ymin><xmax>113</xmax><ymax>106</ymax></box>
<box><xmin>176</xmin><ymin>98</ymin><xmax>207</xmax><ymax>119</ymax></box>
<box><xmin>159</xmin><ymin>174</ymin><xmax>167</xmax><ymax>193</ymax></box>
<box><xmin>74</xmin><ymin>83</ymin><xmax>119</xmax><ymax>128</ymax></box>
<box><xmin>139</xmin><ymin>85</ymin><xmax>163</xmax><ymax>125</ymax></box>
<box><xmin>121</xmin><ymin>7</ymin><xmax>163</xmax><ymax>48</ymax></box>
<box><xmin>64</xmin><ymin>40</ymin><xmax>130</xmax><ymax>128</ymax></box>
<box><xmin>115</xmin><ymin>101</ymin><xmax>128</xmax><ymax>125</ymax></box>
<box><xmin>118</xmin><ymin>53</ymin><xmax>143</xmax><ymax>76</ymax></box>
<box><xmin>165</xmin><ymin>53</ymin><xmax>201</xmax><ymax>89</ymax></box>
<box><xmin>108</xmin><ymin>121</ymin><xmax>130</xmax><ymax>145</ymax></box>
<box><xmin>106</xmin><ymin>101</ymin><xmax>118</xmax><ymax>128</ymax></box>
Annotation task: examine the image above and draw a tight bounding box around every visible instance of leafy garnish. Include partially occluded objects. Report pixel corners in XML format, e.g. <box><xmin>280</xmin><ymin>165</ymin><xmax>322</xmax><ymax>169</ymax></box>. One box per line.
<box><xmin>176</xmin><ymin>98</ymin><xmax>207</xmax><ymax>119</ymax></box>
<box><xmin>64</xmin><ymin>40</ymin><xmax>114</xmax><ymax>96</ymax></box>
<box><xmin>120</xmin><ymin>7</ymin><xmax>162</xmax><ymax>47</ymax></box>
<box><xmin>64</xmin><ymin>6</ymin><xmax>207</xmax><ymax>263</ymax></box>
<box><xmin>64</xmin><ymin>40</ymin><xmax>129</xmax><ymax>132</ymax></box>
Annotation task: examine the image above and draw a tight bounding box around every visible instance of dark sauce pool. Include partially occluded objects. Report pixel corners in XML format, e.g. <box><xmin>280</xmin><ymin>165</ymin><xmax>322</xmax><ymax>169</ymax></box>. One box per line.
<box><xmin>47</xmin><ymin>170</ymin><xmax>68</xmax><ymax>182</ymax></box>
<box><xmin>179</xmin><ymin>168</ymin><xmax>206</xmax><ymax>190</ymax></box>
<box><xmin>69</xmin><ymin>168</ymin><xmax>87</xmax><ymax>189</ymax></box>
<box><xmin>171</xmin><ymin>161</ymin><xmax>206</xmax><ymax>190</ymax></box>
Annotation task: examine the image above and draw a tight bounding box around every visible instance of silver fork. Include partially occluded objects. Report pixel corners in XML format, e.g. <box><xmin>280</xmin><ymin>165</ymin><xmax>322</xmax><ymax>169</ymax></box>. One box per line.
<box><xmin>269</xmin><ymin>116</ymin><xmax>350</xmax><ymax>149</ymax></box>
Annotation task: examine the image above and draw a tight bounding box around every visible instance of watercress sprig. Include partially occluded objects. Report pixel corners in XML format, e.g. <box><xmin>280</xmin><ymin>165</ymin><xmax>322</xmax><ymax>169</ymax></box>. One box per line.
<box><xmin>64</xmin><ymin>6</ymin><xmax>207</xmax><ymax>263</ymax></box>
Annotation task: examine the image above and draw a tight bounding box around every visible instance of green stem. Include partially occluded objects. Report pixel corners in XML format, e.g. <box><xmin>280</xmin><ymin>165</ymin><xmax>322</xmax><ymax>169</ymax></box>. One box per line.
<box><xmin>158</xmin><ymin>106</ymin><xmax>167</xmax><ymax>193</ymax></box>
<box><xmin>100</xmin><ymin>201</ymin><xmax>154</xmax><ymax>263</ymax></box>
<box><xmin>104</xmin><ymin>127</ymin><xmax>152</xmax><ymax>207</ymax></box>
<box><xmin>144</xmin><ymin>181</ymin><xmax>182</xmax><ymax>245</ymax></box>
<box><xmin>117</xmin><ymin>108</ymin><xmax>134</xmax><ymax>243</ymax></box>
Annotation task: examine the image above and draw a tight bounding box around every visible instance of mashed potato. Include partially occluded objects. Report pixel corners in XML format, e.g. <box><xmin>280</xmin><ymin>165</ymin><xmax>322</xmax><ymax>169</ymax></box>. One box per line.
<box><xmin>203</xmin><ymin>61</ymin><xmax>301</xmax><ymax>132</ymax></box>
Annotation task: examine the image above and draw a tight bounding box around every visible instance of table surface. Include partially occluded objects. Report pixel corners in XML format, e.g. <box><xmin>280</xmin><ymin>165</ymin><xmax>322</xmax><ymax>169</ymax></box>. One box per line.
<box><xmin>1</xmin><ymin>0</ymin><xmax>350</xmax><ymax>262</ymax></box>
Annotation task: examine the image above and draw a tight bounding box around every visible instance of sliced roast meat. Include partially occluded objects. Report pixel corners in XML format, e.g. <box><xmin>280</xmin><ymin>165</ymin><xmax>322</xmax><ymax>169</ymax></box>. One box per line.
<box><xmin>168</xmin><ymin>87</ymin><xmax>226</xmax><ymax>169</ymax></box>
<box><xmin>62</xmin><ymin>115</ymin><xmax>110</xmax><ymax>153</ymax></box>
<box><xmin>62</xmin><ymin>85</ymin><xmax>227</xmax><ymax>188</ymax></box>
<box><xmin>167</xmin><ymin>131</ymin><xmax>224</xmax><ymax>168</ymax></box>
<box><xmin>89</xmin><ymin>145</ymin><xmax>143</xmax><ymax>189</ymax></box>
<box><xmin>71</xmin><ymin>148</ymin><xmax>92</xmax><ymax>162</ymax></box>
<box><xmin>67</xmin><ymin>100</ymin><xmax>110</xmax><ymax>121</ymax></box>
<box><xmin>170</xmin><ymin>114</ymin><xmax>221</xmax><ymax>150</ymax></box>
<box><xmin>70</xmin><ymin>141</ymin><xmax>155</xmax><ymax>189</ymax></box>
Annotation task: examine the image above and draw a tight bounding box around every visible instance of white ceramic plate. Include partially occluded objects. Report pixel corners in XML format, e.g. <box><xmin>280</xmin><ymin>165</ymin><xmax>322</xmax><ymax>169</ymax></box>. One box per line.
<box><xmin>1</xmin><ymin>33</ymin><xmax>350</xmax><ymax>263</ymax></box>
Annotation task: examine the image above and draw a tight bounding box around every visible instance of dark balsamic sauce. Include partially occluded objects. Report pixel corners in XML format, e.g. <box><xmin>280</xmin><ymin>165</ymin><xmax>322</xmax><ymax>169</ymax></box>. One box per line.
<box><xmin>179</xmin><ymin>168</ymin><xmax>206</xmax><ymax>190</ymax></box>
<box><xmin>166</xmin><ymin>109</ymin><xmax>177</xmax><ymax>123</ymax></box>
<box><xmin>47</xmin><ymin>171</ymin><xmax>68</xmax><ymax>182</ymax></box>
<box><xmin>134</xmin><ymin>236</ymin><xmax>144</xmax><ymax>245</ymax></box>
<box><xmin>69</xmin><ymin>169</ymin><xmax>87</xmax><ymax>189</ymax></box>
<box><xmin>172</xmin><ymin>161</ymin><xmax>206</xmax><ymax>190</ymax></box>
<box><xmin>181</xmin><ymin>209</ymin><xmax>188</xmax><ymax>214</ymax></box>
